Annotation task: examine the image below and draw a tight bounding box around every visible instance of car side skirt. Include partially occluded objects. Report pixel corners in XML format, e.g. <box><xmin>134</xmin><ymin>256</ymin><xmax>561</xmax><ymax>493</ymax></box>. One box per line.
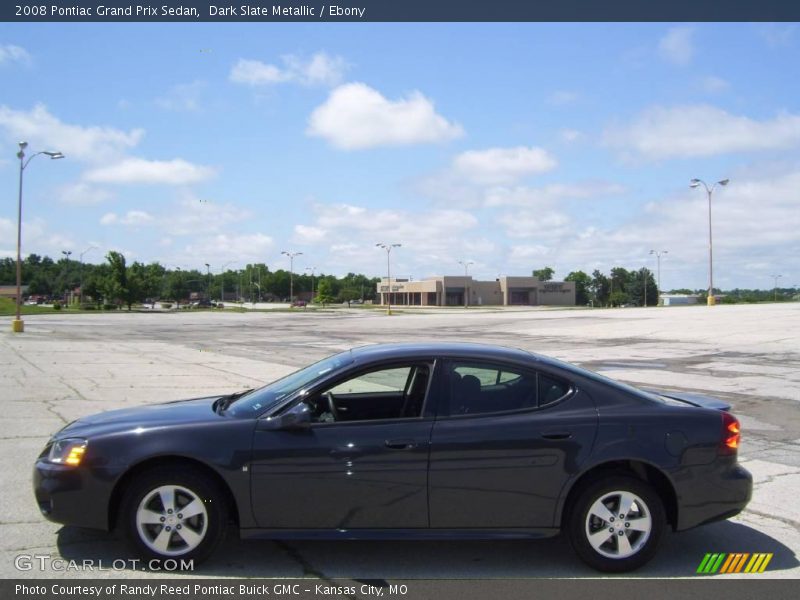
<box><xmin>240</xmin><ymin>528</ymin><xmax>560</xmax><ymax>541</ymax></box>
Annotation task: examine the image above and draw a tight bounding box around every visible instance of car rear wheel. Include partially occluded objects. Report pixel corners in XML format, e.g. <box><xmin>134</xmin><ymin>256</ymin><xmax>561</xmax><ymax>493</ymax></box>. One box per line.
<box><xmin>568</xmin><ymin>476</ymin><xmax>665</xmax><ymax>572</ymax></box>
<box><xmin>121</xmin><ymin>466</ymin><xmax>227</xmax><ymax>564</ymax></box>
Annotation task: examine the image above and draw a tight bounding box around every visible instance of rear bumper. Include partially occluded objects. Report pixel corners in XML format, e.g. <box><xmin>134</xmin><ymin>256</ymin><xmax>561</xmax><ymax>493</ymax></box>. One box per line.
<box><xmin>675</xmin><ymin>462</ymin><xmax>752</xmax><ymax>531</ymax></box>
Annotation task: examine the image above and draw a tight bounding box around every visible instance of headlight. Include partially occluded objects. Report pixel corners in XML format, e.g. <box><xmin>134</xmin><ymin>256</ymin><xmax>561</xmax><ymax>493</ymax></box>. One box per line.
<box><xmin>48</xmin><ymin>438</ymin><xmax>88</xmax><ymax>466</ymax></box>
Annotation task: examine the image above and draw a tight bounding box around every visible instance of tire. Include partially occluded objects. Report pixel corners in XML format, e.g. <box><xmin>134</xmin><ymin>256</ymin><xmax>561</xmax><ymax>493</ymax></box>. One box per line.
<box><xmin>120</xmin><ymin>466</ymin><xmax>227</xmax><ymax>565</ymax></box>
<box><xmin>567</xmin><ymin>475</ymin><xmax>665</xmax><ymax>572</ymax></box>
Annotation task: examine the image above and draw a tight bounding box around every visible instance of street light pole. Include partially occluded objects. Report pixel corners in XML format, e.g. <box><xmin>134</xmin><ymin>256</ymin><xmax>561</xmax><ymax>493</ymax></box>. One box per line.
<box><xmin>220</xmin><ymin>261</ymin><xmax>234</xmax><ymax>305</ymax></box>
<box><xmin>458</xmin><ymin>260</ymin><xmax>474</xmax><ymax>308</ymax></box>
<box><xmin>281</xmin><ymin>251</ymin><xmax>303</xmax><ymax>304</ymax></box>
<box><xmin>376</xmin><ymin>243</ymin><xmax>401</xmax><ymax>315</ymax></box>
<box><xmin>305</xmin><ymin>267</ymin><xmax>316</xmax><ymax>303</ymax></box>
<box><xmin>79</xmin><ymin>245</ymin><xmax>97</xmax><ymax>305</ymax></box>
<box><xmin>649</xmin><ymin>250</ymin><xmax>668</xmax><ymax>306</ymax></box>
<box><xmin>690</xmin><ymin>178</ymin><xmax>729</xmax><ymax>306</ymax></box>
<box><xmin>204</xmin><ymin>263</ymin><xmax>211</xmax><ymax>298</ymax></box>
<box><xmin>13</xmin><ymin>142</ymin><xmax>65</xmax><ymax>332</ymax></box>
<box><xmin>771</xmin><ymin>274</ymin><xmax>782</xmax><ymax>302</ymax></box>
<box><xmin>61</xmin><ymin>250</ymin><xmax>73</xmax><ymax>304</ymax></box>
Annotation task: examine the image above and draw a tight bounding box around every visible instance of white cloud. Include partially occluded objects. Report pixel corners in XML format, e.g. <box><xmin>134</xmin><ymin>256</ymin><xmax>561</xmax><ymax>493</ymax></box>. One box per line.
<box><xmin>230</xmin><ymin>52</ymin><xmax>348</xmax><ymax>87</ymax></box>
<box><xmin>0</xmin><ymin>44</ymin><xmax>31</xmax><ymax>66</ymax></box>
<box><xmin>84</xmin><ymin>157</ymin><xmax>216</xmax><ymax>185</ymax></box>
<box><xmin>547</xmin><ymin>90</ymin><xmax>579</xmax><ymax>106</ymax></box>
<box><xmin>164</xmin><ymin>195</ymin><xmax>251</xmax><ymax>236</ymax></box>
<box><xmin>604</xmin><ymin>105</ymin><xmax>800</xmax><ymax>160</ymax></box>
<box><xmin>0</xmin><ymin>104</ymin><xmax>143</xmax><ymax>163</ymax></box>
<box><xmin>698</xmin><ymin>76</ymin><xmax>730</xmax><ymax>94</ymax></box>
<box><xmin>307</xmin><ymin>83</ymin><xmax>464</xmax><ymax>150</ymax></box>
<box><xmin>100</xmin><ymin>210</ymin><xmax>154</xmax><ymax>226</ymax></box>
<box><xmin>559</xmin><ymin>129</ymin><xmax>584</xmax><ymax>143</ymax></box>
<box><xmin>485</xmin><ymin>181</ymin><xmax>626</xmax><ymax>207</ymax></box>
<box><xmin>155</xmin><ymin>80</ymin><xmax>206</xmax><ymax>112</ymax></box>
<box><xmin>658</xmin><ymin>27</ymin><xmax>694</xmax><ymax>66</ymax></box>
<box><xmin>756</xmin><ymin>24</ymin><xmax>796</xmax><ymax>49</ymax></box>
<box><xmin>452</xmin><ymin>146</ymin><xmax>558</xmax><ymax>185</ymax></box>
<box><xmin>0</xmin><ymin>216</ymin><xmax>75</xmax><ymax>259</ymax></box>
<box><xmin>58</xmin><ymin>181</ymin><xmax>113</xmax><ymax>205</ymax></box>
<box><xmin>291</xmin><ymin>203</ymin><xmax>482</xmax><ymax>277</ymax></box>
<box><xmin>293</xmin><ymin>224</ymin><xmax>327</xmax><ymax>244</ymax></box>
<box><xmin>498</xmin><ymin>167</ymin><xmax>800</xmax><ymax>290</ymax></box>
<box><xmin>180</xmin><ymin>233</ymin><xmax>274</xmax><ymax>264</ymax></box>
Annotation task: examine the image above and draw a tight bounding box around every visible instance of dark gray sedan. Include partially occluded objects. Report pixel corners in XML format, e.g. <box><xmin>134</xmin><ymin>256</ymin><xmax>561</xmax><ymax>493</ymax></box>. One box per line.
<box><xmin>34</xmin><ymin>342</ymin><xmax>751</xmax><ymax>572</ymax></box>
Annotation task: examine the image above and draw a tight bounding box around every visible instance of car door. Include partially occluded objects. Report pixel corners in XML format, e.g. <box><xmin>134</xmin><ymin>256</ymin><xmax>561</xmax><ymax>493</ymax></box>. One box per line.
<box><xmin>249</xmin><ymin>361</ymin><xmax>435</xmax><ymax>530</ymax></box>
<box><xmin>428</xmin><ymin>359</ymin><xmax>598</xmax><ymax>528</ymax></box>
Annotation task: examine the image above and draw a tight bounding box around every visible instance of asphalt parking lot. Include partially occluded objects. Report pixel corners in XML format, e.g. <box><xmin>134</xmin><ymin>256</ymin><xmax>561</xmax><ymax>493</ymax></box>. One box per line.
<box><xmin>1</xmin><ymin>303</ymin><xmax>799</xmax><ymax>579</ymax></box>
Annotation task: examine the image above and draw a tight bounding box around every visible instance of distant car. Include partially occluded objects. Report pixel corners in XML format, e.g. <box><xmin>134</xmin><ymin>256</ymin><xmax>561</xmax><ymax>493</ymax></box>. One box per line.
<box><xmin>191</xmin><ymin>299</ymin><xmax>215</xmax><ymax>308</ymax></box>
<box><xmin>291</xmin><ymin>300</ymin><xmax>307</xmax><ymax>307</ymax></box>
<box><xmin>33</xmin><ymin>343</ymin><xmax>751</xmax><ymax>571</ymax></box>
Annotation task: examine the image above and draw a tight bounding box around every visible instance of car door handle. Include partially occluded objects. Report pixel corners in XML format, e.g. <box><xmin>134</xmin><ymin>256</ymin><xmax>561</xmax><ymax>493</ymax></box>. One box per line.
<box><xmin>541</xmin><ymin>431</ymin><xmax>572</xmax><ymax>440</ymax></box>
<box><xmin>385</xmin><ymin>439</ymin><xmax>418</xmax><ymax>450</ymax></box>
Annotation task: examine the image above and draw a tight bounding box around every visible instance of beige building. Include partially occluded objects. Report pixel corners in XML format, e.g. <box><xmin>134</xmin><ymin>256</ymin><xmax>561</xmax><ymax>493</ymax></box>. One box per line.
<box><xmin>377</xmin><ymin>276</ymin><xmax>575</xmax><ymax>307</ymax></box>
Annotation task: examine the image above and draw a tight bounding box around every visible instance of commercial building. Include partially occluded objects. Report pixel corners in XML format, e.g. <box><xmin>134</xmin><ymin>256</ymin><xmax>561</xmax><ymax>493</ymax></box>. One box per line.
<box><xmin>377</xmin><ymin>276</ymin><xmax>575</xmax><ymax>307</ymax></box>
<box><xmin>659</xmin><ymin>294</ymin><xmax>701</xmax><ymax>306</ymax></box>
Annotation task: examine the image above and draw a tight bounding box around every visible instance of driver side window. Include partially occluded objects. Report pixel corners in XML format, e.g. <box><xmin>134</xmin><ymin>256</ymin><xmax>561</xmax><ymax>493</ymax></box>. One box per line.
<box><xmin>309</xmin><ymin>363</ymin><xmax>431</xmax><ymax>424</ymax></box>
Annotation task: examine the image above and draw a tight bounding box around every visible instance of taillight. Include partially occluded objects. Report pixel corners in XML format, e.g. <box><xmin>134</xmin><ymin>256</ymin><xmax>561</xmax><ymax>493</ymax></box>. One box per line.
<box><xmin>720</xmin><ymin>412</ymin><xmax>740</xmax><ymax>455</ymax></box>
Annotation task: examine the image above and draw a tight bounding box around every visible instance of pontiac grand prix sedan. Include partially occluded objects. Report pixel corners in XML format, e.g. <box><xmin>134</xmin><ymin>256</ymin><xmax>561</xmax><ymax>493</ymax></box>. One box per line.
<box><xmin>34</xmin><ymin>343</ymin><xmax>752</xmax><ymax>572</ymax></box>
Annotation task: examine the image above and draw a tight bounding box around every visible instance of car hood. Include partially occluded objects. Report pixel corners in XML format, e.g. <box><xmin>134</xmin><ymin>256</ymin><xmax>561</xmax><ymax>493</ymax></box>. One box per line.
<box><xmin>55</xmin><ymin>396</ymin><xmax>223</xmax><ymax>438</ymax></box>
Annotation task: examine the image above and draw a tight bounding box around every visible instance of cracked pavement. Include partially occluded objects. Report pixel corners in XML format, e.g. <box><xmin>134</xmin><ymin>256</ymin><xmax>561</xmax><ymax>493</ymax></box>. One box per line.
<box><xmin>1</xmin><ymin>302</ymin><xmax>798</xmax><ymax>578</ymax></box>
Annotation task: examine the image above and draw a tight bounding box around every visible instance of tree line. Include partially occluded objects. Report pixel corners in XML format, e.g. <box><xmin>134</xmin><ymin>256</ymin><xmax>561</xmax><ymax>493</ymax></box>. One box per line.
<box><xmin>536</xmin><ymin>266</ymin><xmax>796</xmax><ymax>306</ymax></box>
<box><xmin>0</xmin><ymin>253</ymin><xmax>380</xmax><ymax>308</ymax></box>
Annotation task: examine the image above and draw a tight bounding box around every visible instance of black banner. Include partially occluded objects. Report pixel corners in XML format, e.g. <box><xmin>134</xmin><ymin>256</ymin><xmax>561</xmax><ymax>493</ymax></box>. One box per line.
<box><xmin>3</xmin><ymin>0</ymin><xmax>800</xmax><ymax>23</ymax></box>
<box><xmin>5</xmin><ymin>579</ymin><xmax>800</xmax><ymax>600</ymax></box>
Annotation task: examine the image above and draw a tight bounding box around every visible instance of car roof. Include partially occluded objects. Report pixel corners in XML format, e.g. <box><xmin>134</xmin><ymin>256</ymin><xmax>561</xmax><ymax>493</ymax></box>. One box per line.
<box><xmin>348</xmin><ymin>342</ymin><xmax>550</xmax><ymax>366</ymax></box>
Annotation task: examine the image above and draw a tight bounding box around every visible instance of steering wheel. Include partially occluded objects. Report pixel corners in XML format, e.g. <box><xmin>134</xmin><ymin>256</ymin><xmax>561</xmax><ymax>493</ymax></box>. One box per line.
<box><xmin>324</xmin><ymin>391</ymin><xmax>340</xmax><ymax>421</ymax></box>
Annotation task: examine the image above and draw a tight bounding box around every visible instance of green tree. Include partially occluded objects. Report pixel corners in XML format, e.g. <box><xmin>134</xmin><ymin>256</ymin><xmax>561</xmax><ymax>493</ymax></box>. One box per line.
<box><xmin>609</xmin><ymin>267</ymin><xmax>630</xmax><ymax>306</ymax></box>
<box><xmin>565</xmin><ymin>270</ymin><xmax>592</xmax><ymax>305</ymax></box>
<box><xmin>627</xmin><ymin>268</ymin><xmax>658</xmax><ymax>307</ymax></box>
<box><xmin>590</xmin><ymin>270</ymin><xmax>610</xmax><ymax>306</ymax></box>
<box><xmin>315</xmin><ymin>279</ymin><xmax>335</xmax><ymax>306</ymax></box>
<box><xmin>102</xmin><ymin>251</ymin><xmax>130</xmax><ymax>309</ymax></box>
<box><xmin>533</xmin><ymin>266</ymin><xmax>555</xmax><ymax>281</ymax></box>
<box><xmin>339</xmin><ymin>287</ymin><xmax>361</xmax><ymax>307</ymax></box>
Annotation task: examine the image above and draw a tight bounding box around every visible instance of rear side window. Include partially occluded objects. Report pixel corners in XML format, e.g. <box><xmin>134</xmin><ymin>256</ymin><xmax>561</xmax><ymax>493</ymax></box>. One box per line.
<box><xmin>446</xmin><ymin>362</ymin><xmax>571</xmax><ymax>416</ymax></box>
<box><xmin>539</xmin><ymin>374</ymin><xmax>570</xmax><ymax>407</ymax></box>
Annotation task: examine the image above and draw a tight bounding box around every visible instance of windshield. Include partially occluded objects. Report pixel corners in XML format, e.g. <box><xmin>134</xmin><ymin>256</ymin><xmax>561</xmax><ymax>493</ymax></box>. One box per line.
<box><xmin>226</xmin><ymin>351</ymin><xmax>354</xmax><ymax>417</ymax></box>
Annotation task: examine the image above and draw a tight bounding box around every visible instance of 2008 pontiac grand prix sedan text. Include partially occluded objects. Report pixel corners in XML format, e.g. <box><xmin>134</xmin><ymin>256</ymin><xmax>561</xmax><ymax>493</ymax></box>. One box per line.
<box><xmin>34</xmin><ymin>342</ymin><xmax>752</xmax><ymax>571</ymax></box>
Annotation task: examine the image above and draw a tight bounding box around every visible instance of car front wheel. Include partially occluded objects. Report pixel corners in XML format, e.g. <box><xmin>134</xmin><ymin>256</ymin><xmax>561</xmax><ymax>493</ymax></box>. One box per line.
<box><xmin>121</xmin><ymin>466</ymin><xmax>227</xmax><ymax>564</ymax></box>
<box><xmin>568</xmin><ymin>476</ymin><xmax>665</xmax><ymax>572</ymax></box>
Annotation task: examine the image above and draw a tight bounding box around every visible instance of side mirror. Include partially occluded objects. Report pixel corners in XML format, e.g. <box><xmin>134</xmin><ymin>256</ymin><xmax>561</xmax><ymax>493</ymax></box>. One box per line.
<box><xmin>258</xmin><ymin>402</ymin><xmax>311</xmax><ymax>431</ymax></box>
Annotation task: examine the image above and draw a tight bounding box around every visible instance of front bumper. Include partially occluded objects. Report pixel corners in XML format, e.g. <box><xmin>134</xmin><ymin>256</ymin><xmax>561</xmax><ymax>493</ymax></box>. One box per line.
<box><xmin>33</xmin><ymin>460</ymin><xmax>114</xmax><ymax>531</ymax></box>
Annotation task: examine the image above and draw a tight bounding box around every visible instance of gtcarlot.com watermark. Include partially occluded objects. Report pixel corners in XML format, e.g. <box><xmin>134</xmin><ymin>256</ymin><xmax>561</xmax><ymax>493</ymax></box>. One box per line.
<box><xmin>14</xmin><ymin>554</ymin><xmax>193</xmax><ymax>572</ymax></box>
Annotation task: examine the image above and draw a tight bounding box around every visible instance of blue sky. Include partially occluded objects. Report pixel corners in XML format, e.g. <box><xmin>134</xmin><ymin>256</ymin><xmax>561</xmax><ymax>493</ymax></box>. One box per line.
<box><xmin>1</xmin><ymin>23</ymin><xmax>798</xmax><ymax>290</ymax></box>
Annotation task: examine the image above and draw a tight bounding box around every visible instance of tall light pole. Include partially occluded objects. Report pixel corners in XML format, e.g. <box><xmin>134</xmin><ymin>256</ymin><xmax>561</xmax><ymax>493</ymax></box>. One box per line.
<box><xmin>458</xmin><ymin>260</ymin><xmax>474</xmax><ymax>308</ymax></box>
<box><xmin>690</xmin><ymin>178</ymin><xmax>729</xmax><ymax>306</ymax></box>
<box><xmin>771</xmin><ymin>274</ymin><xmax>782</xmax><ymax>302</ymax></box>
<box><xmin>78</xmin><ymin>245</ymin><xmax>97</xmax><ymax>305</ymax></box>
<box><xmin>61</xmin><ymin>250</ymin><xmax>73</xmax><ymax>304</ymax></box>
<box><xmin>376</xmin><ymin>243</ymin><xmax>401</xmax><ymax>315</ymax></box>
<box><xmin>220</xmin><ymin>261</ymin><xmax>234</xmax><ymax>304</ymax></box>
<box><xmin>281</xmin><ymin>251</ymin><xmax>303</xmax><ymax>304</ymax></box>
<box><xmin>650</xmin><ymin>250</ymin><xmax>668</xmax><ymax>306</ymax></box>
<box><xmin>13</xmin><ymin>142</ymin><xmax>65</xmax><ymax>332</ymax></box>
<box><xmin>204</xmin><ymin>263</ymin><xmax>211</xmax><ymax>298</ymax></box>
<box><xmin>305</xmin><ymin>267</ymin><xmax>316</xmax><ymax>303</ymax></box>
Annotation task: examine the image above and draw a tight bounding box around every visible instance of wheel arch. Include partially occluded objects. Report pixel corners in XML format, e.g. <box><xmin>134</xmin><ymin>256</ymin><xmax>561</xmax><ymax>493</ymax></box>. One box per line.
<box><xmin>558</xmin><ymin>459</ymin><xmax>678</xmax><ymax>531</ymax></box>
<box><xmin>108</xmin><ymin>455</ymin><xmax>240</xmax><ymax>531</ymax></box>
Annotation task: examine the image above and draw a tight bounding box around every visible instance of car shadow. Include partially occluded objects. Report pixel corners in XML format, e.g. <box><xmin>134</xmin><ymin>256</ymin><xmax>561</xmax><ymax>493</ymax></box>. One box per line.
<box><xmin>55</xmin><ymin>519</ymin><xmax>798</xmax><ymax>578</ymax></box>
